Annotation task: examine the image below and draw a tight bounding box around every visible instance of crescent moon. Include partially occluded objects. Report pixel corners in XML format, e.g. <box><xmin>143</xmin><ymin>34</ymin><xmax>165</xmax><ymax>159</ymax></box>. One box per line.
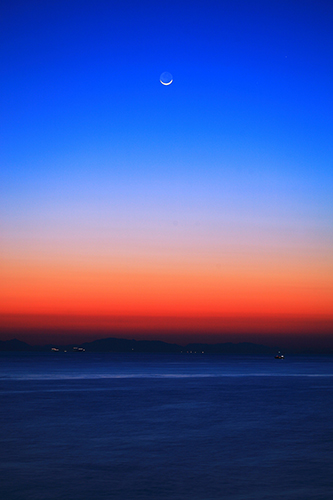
<box><xmin>160</xmin><ymin>79</ymin><xmax>173</xmax><ymax>86</ymax></box>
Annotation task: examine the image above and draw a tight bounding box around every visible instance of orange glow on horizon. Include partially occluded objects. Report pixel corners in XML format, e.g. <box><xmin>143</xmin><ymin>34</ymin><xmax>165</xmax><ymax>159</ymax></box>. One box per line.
<box><xmin>1</xmin><ymin>233</ymin><xmax>332</xmax><ymax>344</ymax></box>
<box><xmin>1</xmin><ymin>313</ymin><xmax>332</xmax><ymax>334</ymax></box>
<box><xmin>1</xmin><ymin>253</ymin><xmax>332</xmax><ymax>318</ymax></box>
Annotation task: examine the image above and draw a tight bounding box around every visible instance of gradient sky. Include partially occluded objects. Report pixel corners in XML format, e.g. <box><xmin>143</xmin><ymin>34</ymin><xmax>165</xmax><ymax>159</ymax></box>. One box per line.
<box><xmin>1</xmin><ymin>0</ymin><xmax>332</xmax><ymax>345</ymax></box>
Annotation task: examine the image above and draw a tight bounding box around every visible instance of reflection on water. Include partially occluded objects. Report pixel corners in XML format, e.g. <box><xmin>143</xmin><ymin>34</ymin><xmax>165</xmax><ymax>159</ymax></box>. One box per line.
<box><xmin>1</xmin><ymin>352</ymin><xmax>333</xmax><ymax>380</ymax></box>
<box><xmin>0</xmin><ymin>353</ymin><xmax>332</xmax><ymax>500</ymax></box>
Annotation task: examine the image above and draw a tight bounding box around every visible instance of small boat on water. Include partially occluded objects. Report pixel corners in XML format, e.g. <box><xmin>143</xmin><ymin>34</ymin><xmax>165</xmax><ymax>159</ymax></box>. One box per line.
<box><xmin>275</xmin><ymin>351</ymin><xmax>284</xmax><ymax>359</ymax></box>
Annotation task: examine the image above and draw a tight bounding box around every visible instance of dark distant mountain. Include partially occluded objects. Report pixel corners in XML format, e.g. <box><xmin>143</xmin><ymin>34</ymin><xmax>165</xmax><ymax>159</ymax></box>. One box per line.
<box><xmin>1</xmin><ymin>336</ymin><xmax>330</xmax><ymax>355</ymax></box>
<box><xmin>81</xmin><ymin>337</ymin><xmax>181</xmax><ymax>353</ymax></box>
<box><xmin>183</xmin><ymin>342</ymin><xmax>276</xmax><ymax>355</ymax></box>
<box><xmin>78</xmin><ymin>338</ymin><xmax>276</xmax><ymax>354</ymax></box>
<box><xmin>0</xmin><ymin>338</ymin><xmax>33</xmax><ymax>351</ymax></box>
<box><xmin>0</xmin><ymin>336</ymin><xmax>276</xmax><ymax>354</ymax></box>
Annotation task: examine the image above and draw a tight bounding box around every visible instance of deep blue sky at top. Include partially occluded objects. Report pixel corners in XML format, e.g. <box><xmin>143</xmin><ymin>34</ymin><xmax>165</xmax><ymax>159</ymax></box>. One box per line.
<box><xmin>1</xmin><ymin>0</ymin><xmax>332</xmax><ymax>241</ymax></box>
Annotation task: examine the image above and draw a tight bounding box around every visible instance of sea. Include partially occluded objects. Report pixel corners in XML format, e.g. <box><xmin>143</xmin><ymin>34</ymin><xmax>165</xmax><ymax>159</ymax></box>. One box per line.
<box><xmin>0</xmin><ymin>352</ymin><xmax>332</xmax><ymax>500</ymax></box>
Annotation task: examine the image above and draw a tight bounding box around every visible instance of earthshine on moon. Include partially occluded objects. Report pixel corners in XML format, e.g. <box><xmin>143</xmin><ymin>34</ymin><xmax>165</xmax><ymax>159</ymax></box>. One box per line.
<box><xmin>160</xmin><ymin>72</ymin><xmax>173</xmax><ymax>85</ymax></box>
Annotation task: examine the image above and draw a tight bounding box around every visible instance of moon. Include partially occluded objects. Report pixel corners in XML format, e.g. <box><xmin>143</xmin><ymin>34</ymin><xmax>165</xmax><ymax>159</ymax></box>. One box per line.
<box><xmin>160</xmin><ymin>71</ymin><xmax>173</xmax><ymax>85</ymax></box>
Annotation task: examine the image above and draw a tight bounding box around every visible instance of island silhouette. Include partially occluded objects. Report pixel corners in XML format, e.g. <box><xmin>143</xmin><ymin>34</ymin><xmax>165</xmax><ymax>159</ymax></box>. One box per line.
<box><xmin>1</xmin><ymin>337</ymin><xmax>331</xmax><ymax>355</ymax></box>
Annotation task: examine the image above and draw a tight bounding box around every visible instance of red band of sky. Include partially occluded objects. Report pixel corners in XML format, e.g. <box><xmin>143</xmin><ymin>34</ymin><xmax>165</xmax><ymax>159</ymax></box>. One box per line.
<box><xmin>1</xmin><ymin>313</ymin><xmax>332</xmax><ymax>349</ymax></box>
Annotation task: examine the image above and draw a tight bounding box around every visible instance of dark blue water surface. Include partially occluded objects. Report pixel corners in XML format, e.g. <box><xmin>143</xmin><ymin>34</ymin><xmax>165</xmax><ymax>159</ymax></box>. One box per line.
<box><xmin>0</xmin><ymin>352</ymin><xmax>332</xmax><ymax>500</ymax></box>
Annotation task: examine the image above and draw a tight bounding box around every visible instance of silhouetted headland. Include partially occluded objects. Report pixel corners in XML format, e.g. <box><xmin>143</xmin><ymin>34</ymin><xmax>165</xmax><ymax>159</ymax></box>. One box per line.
<box><xmin>1</xmin><ymin>337</ymin><xmax>332</xmax><ymax>355</ymax></box>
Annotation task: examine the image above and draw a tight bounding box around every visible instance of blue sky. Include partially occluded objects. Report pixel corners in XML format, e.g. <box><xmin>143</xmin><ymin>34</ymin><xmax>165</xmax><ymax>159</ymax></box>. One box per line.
<box><xmin>0</xmin><ymin>0</ymin><xmax>332</xmax><ymax>342</ymax></box>
<box><xmin>1</xmin><ymin>0</ymin><xmax>332</xmax><ymax>225</ymax></box>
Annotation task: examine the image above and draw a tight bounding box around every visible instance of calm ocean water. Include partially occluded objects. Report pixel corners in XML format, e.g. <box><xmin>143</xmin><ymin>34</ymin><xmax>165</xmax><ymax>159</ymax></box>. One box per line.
<box><xmin>0</xmin><ymin>352</ymin><xmax>332</xmax><ymax>500</ymax></box>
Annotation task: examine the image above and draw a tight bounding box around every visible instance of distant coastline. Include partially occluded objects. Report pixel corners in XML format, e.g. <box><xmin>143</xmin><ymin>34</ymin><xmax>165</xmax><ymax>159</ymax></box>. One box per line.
<box><xmin>0</xmin><ymin>337</ymin><xmax>332</xmax><ymax>355</ymax></box>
